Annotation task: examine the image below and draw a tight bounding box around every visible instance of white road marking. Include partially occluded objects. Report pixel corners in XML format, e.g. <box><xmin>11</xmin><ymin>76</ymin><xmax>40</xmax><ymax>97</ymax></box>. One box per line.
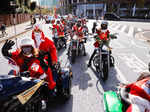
<box><xmin>118</xmin><ymin>53</ymin><xmax>148</xmax><ymax>73</ymax></box>
<box><xmin>114</xmin><ymin>24</ymin><xmax>121</xmax><ymax>30</ymax></box>
<box><xmin>110</xmin><ymin>40</ymin><xmax>126</xmax><ymax>49</ymax></box>
<box><xmin>137</xmin><ymin>28</ymin><xmax>143</xmax><ymax>32</ymax></box>
<box><xmin>120</xmin><ymin>25</ymin><xmax>127</xmax><ymax>32</ymax></box>
<box><xmin>130</xmin><ymin>37</ymin><xmax>147</xmax><ymax>49</ymax></box>
<box><xmin>127</xmin><ymin>26</ymin><xmax>134</xmax><ymax>37</ymax></box>
<box><xmin>115</xmin><ymin>66</ymin><xmax>129</xmax><ymax>83</ymax></box>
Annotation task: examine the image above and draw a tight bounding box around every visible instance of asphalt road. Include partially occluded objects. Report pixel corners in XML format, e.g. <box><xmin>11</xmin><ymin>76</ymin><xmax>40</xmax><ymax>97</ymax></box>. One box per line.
<box><xmin>0</xmin><ymin>20</ymin><xmax>150</xmax><ymax>112</ymax></box>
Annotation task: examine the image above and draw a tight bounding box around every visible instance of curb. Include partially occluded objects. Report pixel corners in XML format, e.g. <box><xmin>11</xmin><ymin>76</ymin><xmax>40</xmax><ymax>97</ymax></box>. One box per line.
<box><xmin>0</xmin><ymin>29</ymin><xmax>32</xmax><ymax>44</ymax></box>
<box><xmin>135</xmin><ymin>31</ymin><xmax>150</xmax><ymax>42</ymax></box>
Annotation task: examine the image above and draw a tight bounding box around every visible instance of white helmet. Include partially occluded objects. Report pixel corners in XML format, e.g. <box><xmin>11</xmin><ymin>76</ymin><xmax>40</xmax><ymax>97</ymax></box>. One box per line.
<box><xmin>19</xmin><ymin>37</ymin><xmax>35</xmax><ymax>48</ymax></box>
<box><xmin>101</xmin><ymin>21</ymin><xmax>108</xmax><ymax>25</ymax></box>
<box><xmin>101</xmin><ymin>21</ymin><xmax>108</xmax><ymax>30</ymax></box>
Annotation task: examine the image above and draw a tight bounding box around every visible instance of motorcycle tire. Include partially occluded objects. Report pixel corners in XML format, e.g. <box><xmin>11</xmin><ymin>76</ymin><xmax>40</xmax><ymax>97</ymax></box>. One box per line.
<box><xmin>63</xmin><ymin>76</ymin><xmax>72</xmax><ymax>100</ymax></box>
<box><xmin>93</xmin><ymin>55</ymin><xmax>100</xmax><ymax>68</ymax></box>
<box><xmin>83</xmin><ymin>44</ymin><xmax>86</xmax><ymax>56</ymax></box>
<box><xmin>101</xmin><ymin>60</ymin><xmax>109</xmax><ymax>81</ymax></box>
<box><xmin>71</xmin><ymin>50</ymin><xmax>76</xmax><ymax>63</ymax></box>
<box><xmin>110</xmin><ymin>55</ymin><xmax>115</xmax><ymax>67</ymax></box>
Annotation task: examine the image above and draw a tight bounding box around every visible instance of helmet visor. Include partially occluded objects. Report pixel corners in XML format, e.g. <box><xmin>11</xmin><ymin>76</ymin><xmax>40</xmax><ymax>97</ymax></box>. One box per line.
<box><xmin>22</xmin><ymin>46</ymin><xmax>33</xmax><ymax>55</ymax></box>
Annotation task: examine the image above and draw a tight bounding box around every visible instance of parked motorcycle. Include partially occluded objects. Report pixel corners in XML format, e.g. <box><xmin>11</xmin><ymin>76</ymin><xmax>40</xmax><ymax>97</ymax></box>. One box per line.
<box><xmin>103</xmin><ymin>73</ymin><xmax>150</xmax><ymax>112</ymax></box>
<box><xmin>0</xmin><ymin>58</ymin><xmax>73</xmax><ymax>112</ymax></box>
<box><xmin>92</xmin><ymin>34</ymin><xmax>117</xmax><ymax>81</ymax></box>
<box><xmin>67</xmin><ymin>35</ymin><xmax>86</xmax><ymax>63</ymax></box>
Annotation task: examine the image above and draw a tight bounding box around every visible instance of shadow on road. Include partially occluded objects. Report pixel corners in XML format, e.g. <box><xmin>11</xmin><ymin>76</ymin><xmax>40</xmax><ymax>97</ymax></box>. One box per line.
<box><xmin>94</xmin><ymin>67</ymin><xmax>121</xmax><ymax>93</ymax></box>
<box><xmin>70</xmin><ymin>51</ymin><xmax>94</xmax><ymax>90</ymax></box>
<box><xmin>48</xmin><ymin>95</ymin><xmax>73</xmax><ymax>112</ymax></box>
<box><xmin>57</xmin><ymin>42</ymin><xmax>93</xmax><ymax>90</ymax></box>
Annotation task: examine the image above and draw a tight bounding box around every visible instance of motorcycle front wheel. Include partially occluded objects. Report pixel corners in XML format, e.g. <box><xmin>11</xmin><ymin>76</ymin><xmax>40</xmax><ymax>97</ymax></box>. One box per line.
<box><xmin>101</xmin><ymin>60</ymin><xmax>109</xmax><ymax>81</ymax></box>
<box><xmin>63</xmin><ymin>76</ymin><xmax>72</xmax><ymax>100</ymax></box>
<box><xmin>68</xmin><ymin>47</ymin><xmax>76</xmax><ymax>64</ymax></box>
<box><xmin>71</xmin><ymin>50</ymin><xmax>76</xmax><ymax>63</ymax></box>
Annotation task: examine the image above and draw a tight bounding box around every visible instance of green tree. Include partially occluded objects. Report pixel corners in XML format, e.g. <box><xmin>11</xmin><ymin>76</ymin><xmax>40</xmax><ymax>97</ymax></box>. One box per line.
<box><xmin>30</xmin><ymin>1</ymin><xmax>36</xmax><ymax>11</ymax></box>
<box><xmin>136</xmin><ymin>0</ymin><xmax>145</xmax><ymax>8</ymax></box>
<box><xmin>24</xmin><ymin>0</ymin><xmax>31</xmax><ymax>8</ymax></box>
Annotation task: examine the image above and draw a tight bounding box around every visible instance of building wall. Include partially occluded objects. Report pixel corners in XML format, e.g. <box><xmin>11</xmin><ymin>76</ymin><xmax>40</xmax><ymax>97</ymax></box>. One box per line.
<box><xmin>0</xmin><ymin>14</ymin><xmax>30</xmax><ymax>26</ymax></box>
<box><xmin>60</xmin><ymin>0</ymin><xmax>150</xmax><ymax>18</ymax></box>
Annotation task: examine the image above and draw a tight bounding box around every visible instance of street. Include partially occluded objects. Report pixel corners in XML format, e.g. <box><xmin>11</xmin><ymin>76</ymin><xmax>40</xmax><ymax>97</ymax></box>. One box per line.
<box><xmin>0</xmin><ymin>20</ymin><xmax>150</xmax><ymax>112</ymax></box>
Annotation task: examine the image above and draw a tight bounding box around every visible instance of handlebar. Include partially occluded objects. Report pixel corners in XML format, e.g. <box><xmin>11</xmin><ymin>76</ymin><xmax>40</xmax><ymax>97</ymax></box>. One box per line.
<box><xmin>20</xmin><ymin>71</ymin><xmax>30</xmax><ymax>77</ymax></box>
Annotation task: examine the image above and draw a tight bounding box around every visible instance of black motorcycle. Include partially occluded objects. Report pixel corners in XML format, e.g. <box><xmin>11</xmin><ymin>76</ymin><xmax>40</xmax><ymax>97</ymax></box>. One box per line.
<box><xmin>83</xmin><ymin>25</ymin><xmax>89</xmax><ymax>36</ymax></box>
<box><xmin>0</xmin><ymin>74</ymin><xmax>48</xmax><ymax>112</ymax></box>
<box><xmin>67</xmin><ymin>35</ymin><xmax>86</xmax><ymax>63</ymax></box>
<box><xmin>92</xmin><ymin>34</ymin><xmax>117</xmax><ymax>81</ymax></box>
<box><xmin>0</xmin><ymin>58</ymin><xmax>73</xmax><ymax>112</ymax></box>
<box><xmin>52</xmin><ymin>29</ymin><xmax>67</xmax><ymax>50</ymax></box>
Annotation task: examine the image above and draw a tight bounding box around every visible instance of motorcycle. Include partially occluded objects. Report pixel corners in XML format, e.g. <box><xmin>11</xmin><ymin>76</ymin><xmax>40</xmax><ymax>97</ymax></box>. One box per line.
<box><xmin>103</xmin><ymin>73</ymin><xmax>150</xmax><ymax>112</ymax></box>
<box><xmin>52</xmin><ymin>28</ymin><xmax>67</xmax><ymax>50</ymax></box>
<box><xmin>67</xmin><ymin>35</ymin><xmax>86</xmax><ymax>63</ymax></box>
<box><xmin>0</xmin><ymin>58</ymin><xmax>73</xmax><ymax>112</ymax></box>
<box><xmin>83</xmin><ymin>25</ymin><xmax>89</xmax><ymax>36</ymax></box>
<box><xmin>92</xmin><ymin>34</ymin><xmax>117</xmax><ymax>81</ymax></box>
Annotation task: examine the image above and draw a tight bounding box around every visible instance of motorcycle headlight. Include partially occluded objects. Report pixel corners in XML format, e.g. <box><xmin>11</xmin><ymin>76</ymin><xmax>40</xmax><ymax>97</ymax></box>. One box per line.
<box><xmin>102</xmin><ymin>45</ymin><xmax>108</xmax><ymax>51</ymax></box>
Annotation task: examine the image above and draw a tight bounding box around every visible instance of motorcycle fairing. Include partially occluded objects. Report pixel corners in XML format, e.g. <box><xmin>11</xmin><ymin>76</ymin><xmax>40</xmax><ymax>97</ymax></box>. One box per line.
<box><xmin>0</xmin><ymin>75</ymin><xmax>36</xmax><ymax>100</ymax></box>
<box><xmin>103</xmin><ymin>91</ymin><xmax>123</xmax><ymax>112</ymax></box>
<box><xmin>17</xmin><ymin>80</ymin><xmax>44</xmax><ymax>105</ymax></box>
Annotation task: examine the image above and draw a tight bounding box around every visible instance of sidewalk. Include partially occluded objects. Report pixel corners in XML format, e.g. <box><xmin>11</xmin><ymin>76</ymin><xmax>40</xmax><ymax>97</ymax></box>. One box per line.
<box><xmin>0</xmin><ymin>21</ymin><xmax>32</xmax><ymax>42</ymax></box>
<box><xmin>0</xmin><ymin>19</ymin><xmax>45</xmax><ymax>43</ymax></box>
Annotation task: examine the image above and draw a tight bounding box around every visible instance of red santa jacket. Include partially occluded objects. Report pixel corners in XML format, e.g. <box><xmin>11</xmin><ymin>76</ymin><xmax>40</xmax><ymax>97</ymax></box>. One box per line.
<box><xmin>126</xmin><ymin>77</ymin><xmax>150</xmax><ymax>102</ymax></box>
<box><xmin>73</xmin><ymin>25</ymin><xmax>84</xmax><ymax>38</ymax></box>
<box><xmin>32</xmin><ymin>31</ymin><xmax>58</xmax><ymax>63</ymax></box>
<box><xmin>53</xmin><ymin>24</ymin><xmax>64</xmax><ymax>37</ymax></box>
<box><xmin>96</xmin><ymin>29</ymin><xmax>110</xmax><ymax>41</ymax></box>
<box><xmin>10</xmin><ymin>48</ymin><xmax>56</xmax><ymax>90</ymax></box>
<box><xmin>11</xmin><ymin>50</ymin><xmax>35</xmax><ymax>72</ymax></box>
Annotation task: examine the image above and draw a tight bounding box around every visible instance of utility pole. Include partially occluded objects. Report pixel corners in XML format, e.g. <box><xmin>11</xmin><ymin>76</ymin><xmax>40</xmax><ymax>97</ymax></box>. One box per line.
<box><xmin>10</xmin><ymin>1</ymin><xmax>18</xmax><ymax>48</ymax></box>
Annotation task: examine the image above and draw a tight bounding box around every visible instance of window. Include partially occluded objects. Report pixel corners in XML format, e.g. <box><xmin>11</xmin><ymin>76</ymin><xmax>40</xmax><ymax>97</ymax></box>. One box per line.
<box><xmin>79</xmin><ymin>0</ymin><xmax>84</xmax><ymax>3</ymax></box>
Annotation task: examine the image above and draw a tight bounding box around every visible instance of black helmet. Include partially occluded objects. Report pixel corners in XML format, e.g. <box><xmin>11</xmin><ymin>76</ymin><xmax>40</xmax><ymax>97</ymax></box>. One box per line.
<box><xmin>101</xmin><ymin>21</ymin><xmax>108</xmax><ymax>30</ymax></box>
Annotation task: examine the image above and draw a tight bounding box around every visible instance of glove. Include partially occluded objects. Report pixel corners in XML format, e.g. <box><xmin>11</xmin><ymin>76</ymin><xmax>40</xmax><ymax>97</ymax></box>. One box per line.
<box><xmin>2</xmin><ymin>40</ymin><xmax>15</xmax><ymax>57</ymax></box>
<box><xmin>3</xmin><ymin>39</ymin><xmax>15</xmax><ymax>50</ymax></box>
